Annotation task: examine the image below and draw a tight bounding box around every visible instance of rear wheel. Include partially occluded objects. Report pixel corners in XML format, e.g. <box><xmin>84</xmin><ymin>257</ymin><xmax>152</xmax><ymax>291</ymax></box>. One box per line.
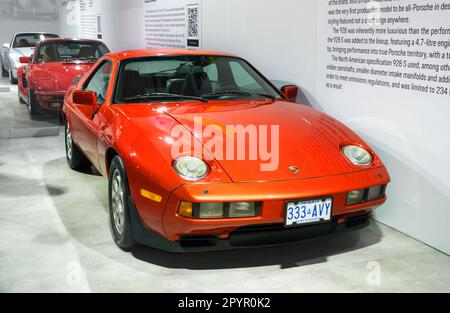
<box><xmin>65</xmin><ymin>120</ymin><xmax>90</xmax><ymax>170</ymax></box>
<box><xmin>109</xmin><ymin>156</ymin><xmax>136</xmax><ymax>250</ymax></box>
<box><xmin>1</xmin><ymin>63</ymin><xmax>8</xmax><ymax>77</ymax></box>
<box><xmin>9</xmin><ymin>67</ymin><xmax>17</xmax><ymax>84</ymax></box>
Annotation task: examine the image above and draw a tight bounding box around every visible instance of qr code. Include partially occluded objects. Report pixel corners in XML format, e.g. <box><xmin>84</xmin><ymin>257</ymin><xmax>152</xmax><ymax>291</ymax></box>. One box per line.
<box><xmin>187</xmin><ymin>6</ymin><xmax>199</xmax><ymax>38</ymax></box>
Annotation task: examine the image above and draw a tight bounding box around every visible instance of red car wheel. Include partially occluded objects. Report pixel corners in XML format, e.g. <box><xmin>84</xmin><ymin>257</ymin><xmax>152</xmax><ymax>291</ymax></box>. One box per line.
<box><xmin>27</xmin><ymin>90</ymin><xmax>42</xmax><ymax>116</ymax></box>
<box><xmin>65</xmin><ymin>121</ymin><xmax>90</xmax><ymax>170</ymax></box>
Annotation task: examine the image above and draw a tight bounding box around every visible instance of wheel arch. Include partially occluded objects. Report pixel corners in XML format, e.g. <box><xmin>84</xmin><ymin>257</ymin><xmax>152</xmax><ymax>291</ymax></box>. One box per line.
<box><xmin>105</xmin><ymin>147</ymin><xmax>119</xmax><ymax>178</ymax></box>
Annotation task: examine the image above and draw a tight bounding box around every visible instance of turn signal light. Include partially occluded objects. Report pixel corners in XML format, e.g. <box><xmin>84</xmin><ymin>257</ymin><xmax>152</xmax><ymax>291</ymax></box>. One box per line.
<box><xmin>178</xmin><ymin>201</ymin><xmax>193</xmax><ymax>218</ymax></box>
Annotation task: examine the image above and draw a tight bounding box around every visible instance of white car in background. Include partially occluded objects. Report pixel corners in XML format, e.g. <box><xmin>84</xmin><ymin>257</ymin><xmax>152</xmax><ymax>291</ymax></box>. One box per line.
<box><xmin>1</xmin><ymin>32</ymin><xmax>59</xmax><ymax>84</ymax></box>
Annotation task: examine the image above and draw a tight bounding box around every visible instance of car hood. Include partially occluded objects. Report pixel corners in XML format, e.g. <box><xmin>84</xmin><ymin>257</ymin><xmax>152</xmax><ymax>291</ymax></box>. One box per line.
<box><xmin>31</xmin><ymin>62</ymin><xmax>94</xmax><ymax>91</ymax></box>
<box><xmin>161</xmin><ymin>100</ymin><xmax>371</xmax><ymax>182</ymax></box>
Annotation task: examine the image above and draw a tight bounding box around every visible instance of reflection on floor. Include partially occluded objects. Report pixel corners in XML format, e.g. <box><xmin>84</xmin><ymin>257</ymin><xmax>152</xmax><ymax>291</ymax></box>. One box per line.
<box><xmin>0</xmin><ymin>77</ymin><xmax>59</xmax><ymax>139</ymax></box>
<box><xmin>0</xmin><ymin>134</ymin><xmax>449</xmax><ymax>292</ymax></box>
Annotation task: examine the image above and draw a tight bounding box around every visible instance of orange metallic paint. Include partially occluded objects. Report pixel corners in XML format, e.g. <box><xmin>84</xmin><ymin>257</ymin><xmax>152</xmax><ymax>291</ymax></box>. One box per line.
<box><xmin>63</xmin><ymin>49</ymin><xmax>390</xmax><ymax>246</ymax></box>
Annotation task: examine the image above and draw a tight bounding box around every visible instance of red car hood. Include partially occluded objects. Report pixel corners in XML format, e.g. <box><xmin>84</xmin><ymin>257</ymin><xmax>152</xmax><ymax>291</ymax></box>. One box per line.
<box><xmin>32</xmin><ymin>62</ymin><xmax>94</xmax><ymax>91</ymax></box>
<box><xmin>163</xmin><ymin>100</ymin><xmax>370</xmax><ymax>182</ymax></box>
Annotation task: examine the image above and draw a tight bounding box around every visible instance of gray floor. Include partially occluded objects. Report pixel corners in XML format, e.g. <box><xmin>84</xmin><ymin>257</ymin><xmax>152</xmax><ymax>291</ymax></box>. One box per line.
<box><xmin>0</xmin><ymin>134</ymin><xmax>449</xmax><ymax>293</ymax></box>
<box><xmin>0</xmin><ymin>77</ymin><xmax>59</xmax><ymax>139</ymax></box>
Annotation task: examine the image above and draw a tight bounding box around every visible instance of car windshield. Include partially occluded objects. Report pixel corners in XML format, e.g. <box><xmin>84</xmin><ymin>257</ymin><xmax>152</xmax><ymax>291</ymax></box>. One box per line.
<box><xmin>13</xmin><ymin>33</ymin><xmax>59</xmax><ymax>48</ymax></box>
<box><xmin>115</xmin><ymin>55</ymin><xmax>282</xmax><ymax>103</ymax></box>
<box><xmin>35</xmin><ymin>41</ymin><xmax>110</xmax><ymax>63</ymax></box>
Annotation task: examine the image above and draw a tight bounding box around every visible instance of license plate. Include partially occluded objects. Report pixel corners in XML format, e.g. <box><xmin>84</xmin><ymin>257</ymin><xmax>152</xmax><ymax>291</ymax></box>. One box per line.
<box><xmin>285</xmin><ymin>198</ymin><xmax>333</xmax><ymax>227</ymax></box>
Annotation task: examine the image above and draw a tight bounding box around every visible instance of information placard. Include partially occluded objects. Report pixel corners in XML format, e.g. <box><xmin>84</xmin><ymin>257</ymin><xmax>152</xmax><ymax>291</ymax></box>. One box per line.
<box><xmin>318</xmin><ymin>0</ymin><xmax>450</xmax><ymax>97</ymax></box>
<box><xmin>144</xmin><ymin>0</ymin><xmax>202</xmax><ymax>49</ymax></box>
<box><xmin>79</xmin><ymin>0</ymin><xmax>103</xmax><ymax>40</ymax></box>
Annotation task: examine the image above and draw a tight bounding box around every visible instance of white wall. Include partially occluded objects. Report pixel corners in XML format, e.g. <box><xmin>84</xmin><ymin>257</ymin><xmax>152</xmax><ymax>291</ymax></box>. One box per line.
<box><xmin>56</xmin><ymin>0</ymin><xmax>450</xmax><ymax>255</ymax></box>
<box><xmin>0</xmin><ymin>11</ymin><xmax>59</xmax><ymax>47</ymax></box>
<box><xmin>201</xmin><ymin>0</ymin><xmax>318</xmax><ymax>103</ymax></box>
<box><xmin>57</xmin><ymin>0</ymin><xmax>318</xmax><ymax>94</ymax></box>
<box><xmin>58</xmin><ymin>0</ymin><xmax>144</xmax><ymax>52</ymax></box>
<box><xmin>315</xmin><ymin>0</ymin><xmax>450</xmax><ymax>255</ymax></box>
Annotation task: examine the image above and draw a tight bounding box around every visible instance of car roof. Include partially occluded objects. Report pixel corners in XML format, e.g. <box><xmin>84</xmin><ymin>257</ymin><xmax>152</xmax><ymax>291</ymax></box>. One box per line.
<box><xmin>14</xmin><ymin>32</ymin><xmax>58</xmax><ymax>36</ymax></box>
<box><xmin>39</xmin><ymin>38</ymin><xmax>105</xmax><ymax>43</ymax></box>
<box><xmin>108</xmin><ymin>49</ymin><xmax>237</xmax><ymax>61</ymax></box>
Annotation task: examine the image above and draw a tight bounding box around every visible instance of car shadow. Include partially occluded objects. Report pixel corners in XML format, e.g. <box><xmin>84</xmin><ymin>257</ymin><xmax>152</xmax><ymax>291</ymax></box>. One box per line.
<box><xmin>0</xmin><ymin>173</ymin><xmax>67</xmax><ymax>197</ymax></box>
<box><xmin>129</xmin><ymin>224</ymin><xmax>382</xmax><ymax>270</ymax></box>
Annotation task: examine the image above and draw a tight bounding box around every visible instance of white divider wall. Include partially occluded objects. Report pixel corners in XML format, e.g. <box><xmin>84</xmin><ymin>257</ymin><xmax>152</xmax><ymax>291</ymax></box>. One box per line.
<box><xmin>56</xmin><ymin>0</ymin><xmax>450</xmax><ymax>255</ymax></box>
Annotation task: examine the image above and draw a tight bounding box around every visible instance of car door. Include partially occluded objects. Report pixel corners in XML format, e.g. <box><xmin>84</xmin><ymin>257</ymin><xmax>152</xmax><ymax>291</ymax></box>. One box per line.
<box><xmin>71</xmin><ymin>61</ymin><xmax>113</xmax><ymax>169</ymax></box>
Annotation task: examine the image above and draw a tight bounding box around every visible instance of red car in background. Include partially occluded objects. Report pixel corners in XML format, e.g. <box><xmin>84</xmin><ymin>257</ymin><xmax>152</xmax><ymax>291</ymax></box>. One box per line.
<box><xmin>18</xmin><ymin>38</ymin><xmax>109</xmax><ymax>116</ymax></box>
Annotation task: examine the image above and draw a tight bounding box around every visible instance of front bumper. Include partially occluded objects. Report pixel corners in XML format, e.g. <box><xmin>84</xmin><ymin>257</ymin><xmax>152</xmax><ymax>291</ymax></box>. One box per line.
<box><xmin>131</xmin><ymin>166</ymin><xmax>390</xmax><ymax>252</ymax></box>
<box><xmin>35</xmin><ymin>91</ymin><xmax>65</xmax><ymax>112</ymax></box>
<box><xmin>129</xmin><ymin>194</ymin><xmax>372</xmax><ymax>253</ymax></box>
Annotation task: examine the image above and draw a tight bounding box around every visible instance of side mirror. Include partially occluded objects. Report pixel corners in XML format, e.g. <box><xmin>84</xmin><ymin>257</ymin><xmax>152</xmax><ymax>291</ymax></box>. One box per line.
<box><xmin>73</xmin><ymin>90</ymin><xmax>98</xmax><ymax>106</ymax></box>
<box><xmin>73</xmin><ymin>90</ymin><xmax>98</xmax><ymax>117</ymax></box>
<box><xmin>280</xmin><ymin>85</ymin><xmax>299</xmax><ymax>102</ymax></box>
<box><xmin>2</xmin><ymin>43</ymin><xmax>10</xmax><ymax>50</ymax></box>
<box><xmin>19</xmin><ymin>56</ymin><xmax>30</xmax><ymax>64</ymax></box>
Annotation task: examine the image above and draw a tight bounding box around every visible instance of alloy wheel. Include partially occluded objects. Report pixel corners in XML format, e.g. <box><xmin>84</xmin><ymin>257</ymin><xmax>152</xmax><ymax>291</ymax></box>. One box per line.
<box><xmin>66</xmin><ymin>123</ymin><xmax>73</xmax><ymax>161</ymax></box>
<box><xmin>111</xmin><ymin>169</ymin><xmax>125</xmax><ymax>235</ymax></box>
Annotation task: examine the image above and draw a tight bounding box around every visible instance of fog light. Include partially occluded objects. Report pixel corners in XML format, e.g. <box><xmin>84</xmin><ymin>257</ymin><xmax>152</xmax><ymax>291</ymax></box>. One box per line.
<box><xmin>178</xmin><ymin>201</ymin><xmax>193</xmax><ymax>218</ymax></box>
<box><xmin>368</xmin><ymin>185</ymin><xmax>383</xmax><ymax>201</ymax></box>
<box><xmin>347</xmin><ymin>189</ymin><xmax>365</xmax><ymax>206</ymax></box>
<box><xmin>229</xmin><ymin>202</ymin><xmax>256</xmax><ymax>217</ymax></box>
<box><xmin>199</xmin><ymin>203</ymin><xmax>224</xmax><ymax>219</ymax></box>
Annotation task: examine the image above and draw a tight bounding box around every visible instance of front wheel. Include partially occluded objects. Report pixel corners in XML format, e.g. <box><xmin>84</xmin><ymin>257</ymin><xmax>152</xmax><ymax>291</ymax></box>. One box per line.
<box><xmin>18</xmin><ymin>86</ymin><xmax>26</xmax><ymax>104</ymax></box>
<box><xmin>109</xmin><ymin>156</ymin><xmax>136</xmax><ymax>250</ymax></box>
<box><xmin>27</xmin><ymin>90</ymin><xmax>42</xmax><ymax>116</ymax></box>
<box><xmin>65</xmin><ymin>120</ymin><xmax>90</xmax><ymax>170</ymax></box>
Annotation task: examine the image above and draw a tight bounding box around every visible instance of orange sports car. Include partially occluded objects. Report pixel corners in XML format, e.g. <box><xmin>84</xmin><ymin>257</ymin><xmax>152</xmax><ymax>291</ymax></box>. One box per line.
<box><xmin>63</xmin><ymin>49</ymin><xmax>390</xmax><ymax>252</ymax></box>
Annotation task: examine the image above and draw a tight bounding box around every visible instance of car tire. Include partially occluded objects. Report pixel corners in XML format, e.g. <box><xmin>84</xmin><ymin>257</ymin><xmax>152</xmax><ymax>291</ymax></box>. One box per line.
<box><xmin>65</xmin><ymin>120</ymin><xmax>90</xmax><ymax>170</ymax></box>
<box><xmin>1</xmin><ymin>63</ymin><xmax>8</xmax><ymax>77</ymax></box>
<box><xmin>9</xmin><ymin>67</ymin><xmax>17</xmax><ymax>84</ymax></box>
<box><xmin>18</xmin><ymin>87</ymin><xmax>26</xmax><ymax>104</ymax></box>
<box><xmin>109</xmin><ymin>156</ymin><xmax>137</xmax><ymax>250</ymax></box>
<box><xmin>27</xmin><ymin>90</ymin><xmax>42</xmax><ymax>116</ymax></box>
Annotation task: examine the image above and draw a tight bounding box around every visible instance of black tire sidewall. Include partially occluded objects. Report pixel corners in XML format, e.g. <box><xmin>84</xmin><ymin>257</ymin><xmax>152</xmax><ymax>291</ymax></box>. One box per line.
<box><xmin>9</xmin><ymin>67</ymin><xmax>17</xmax><ymax>84</ymax></box>
<box><xmin>18</xmin><ymin>86</ymin><xmax>25</xmax><ymax>104</ymax></box>
<box><xmin>28</xmin><ymin>89</ymin><xmax>41</xmax><ymax>115</ymax></box>
<box><xmin>65</xmin><ymin>120</ymin><xmax>89</xmax><ymax>170</ymax></box>
<box><xmin>108</xmin><ymin>156</ymin><xmax>136</xmax><ymax>250</ymax></box>
<box><xmin>1</xmin><ymin>63</ymin><xmax>8</xmax><ymax>77</ymax></box>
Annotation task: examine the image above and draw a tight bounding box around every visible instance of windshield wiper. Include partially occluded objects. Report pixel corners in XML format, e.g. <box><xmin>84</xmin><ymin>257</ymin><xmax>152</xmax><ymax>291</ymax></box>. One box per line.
<box><xmin>63</xmin><ymin>56</ymin><xmax>98</xmax><ymax>63</ymax></box>
<box><xmin>124</xmin><ymin>93</ymin><xmax>208</xmax><ymax>103</ymax></box>
<box><xmin>79</xmin><ymin>56</ymin><xmax>98</xmax><ymax>61</ymax></box>
<box><xmin>203</xmin><ymin>90</ymin><xmax>275</xmax><ymax>100</ymax></box>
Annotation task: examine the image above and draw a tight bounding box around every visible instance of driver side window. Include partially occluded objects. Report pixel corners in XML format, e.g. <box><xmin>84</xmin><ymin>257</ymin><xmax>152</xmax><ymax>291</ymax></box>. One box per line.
<box><xmin>84</xmin><ymin>61</ymin><xmax>113</xmax><ymax>105</ymax></box>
